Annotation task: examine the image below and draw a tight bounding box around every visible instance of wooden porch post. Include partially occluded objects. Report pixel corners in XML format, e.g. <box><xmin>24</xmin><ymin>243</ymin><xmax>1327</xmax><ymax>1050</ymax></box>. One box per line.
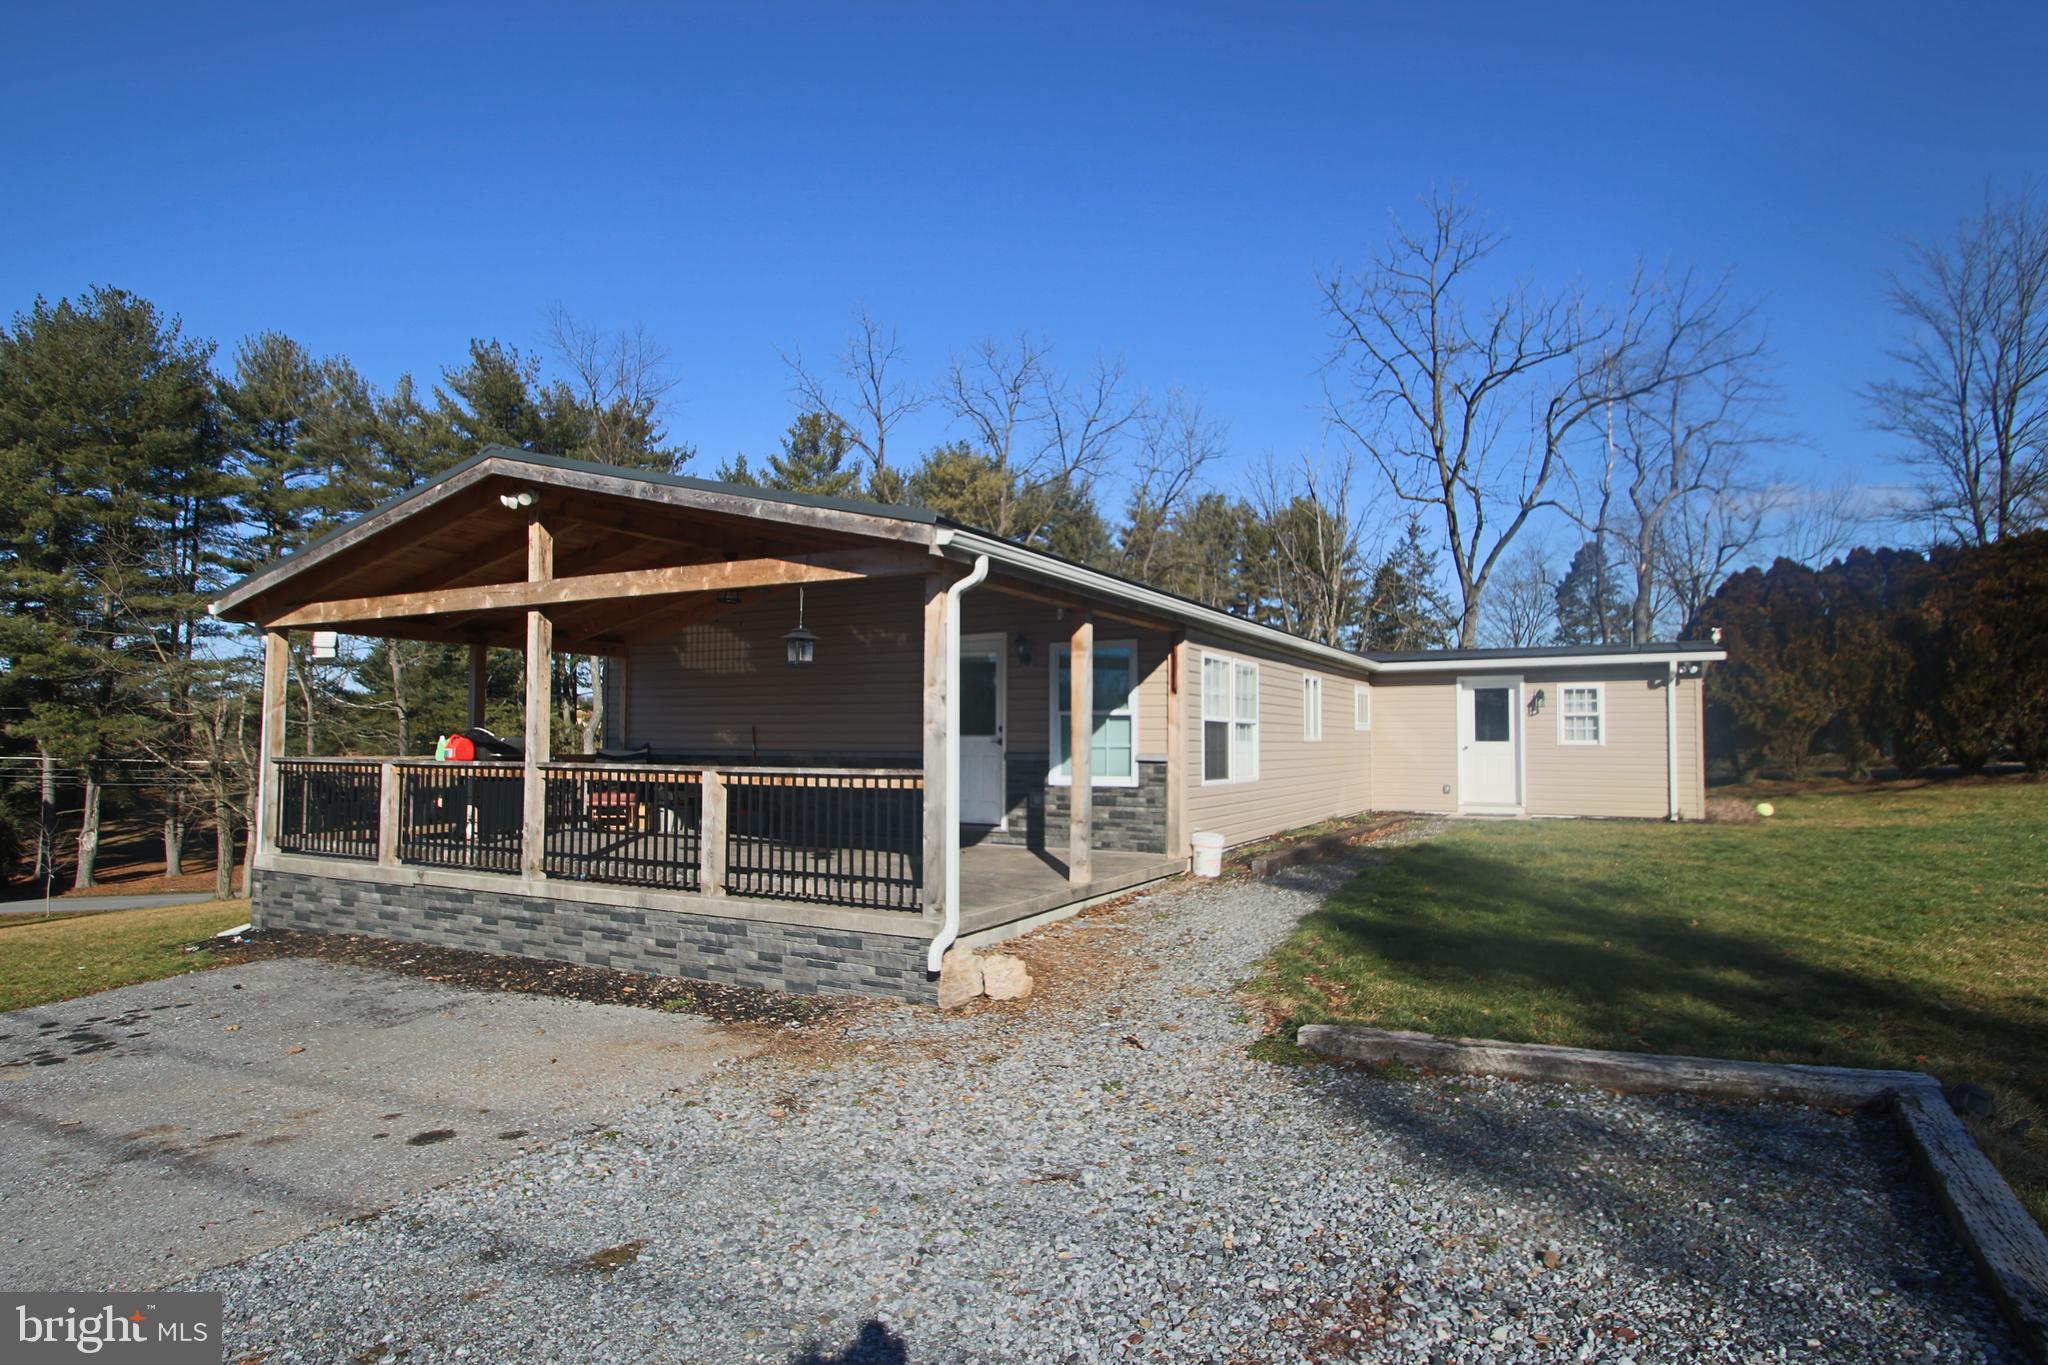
<box><xmin>1165</xmin><ymin>633</ymin><xmax>1189</xmax><ymax>860</ymax></box>
<box><xmin>921</xmin><ymin>573</ymin><xmax>950</xmax><ymax>922</ymax></box>
<box><xmin>699</xmin><ymin>769</ymin><xmax>727</xmax><ymax>896</ymax></box>
<box><xmin>377</xmin><ymin>761</ymin><xmax>400</xmax><ymax>866</ymax></box>
<box><xmin>1068</xmin><ymin>613</ymin><xmax>1093</xmax><ymax>886</ymax></box>
<box><xmin>521</xmin><ymin>514</ymin><xmax>554</xmax><ymax>881</ymax></box>
<box><xmin>467</xmin><ymin>643</ymin><xmax>488</xmax><ymax>730</ymax></box>
<box><xmin>257</xmin><ymin>628</ymin><xmax>289</xmax><ymax>856</ymax></box>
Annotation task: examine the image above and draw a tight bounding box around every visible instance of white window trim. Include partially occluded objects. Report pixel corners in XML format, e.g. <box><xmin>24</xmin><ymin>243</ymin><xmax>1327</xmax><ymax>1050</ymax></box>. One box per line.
<box><xmin>1048</xmin><ymin>639</ymin><xmax>1140</xmax><ymax>788</ymax></box>
<box><xmin>1556</xmin><ymin>682</ymin><xmax>1608</xmax><ymax>747</ymax></box>
<box><xmin>1353</xmin><ymin>683</ymin><xmax>1372</xmax><ymax>731</ymax></box>
<box><xmin>1302</xmin><ymin>674</ymin><xmax>1324</xmax><ymax>742</ymax></box>
<box><xmin>1200</xmin><ymin>650</ymin><xmax>1261</xmax><ymax>785</ymax></box>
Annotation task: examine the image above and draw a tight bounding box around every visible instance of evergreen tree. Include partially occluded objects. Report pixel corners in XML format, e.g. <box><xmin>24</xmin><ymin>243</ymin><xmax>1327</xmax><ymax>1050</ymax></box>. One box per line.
<box><xmin>721</xmin><ymin>412</ymin><xmax>861</xmax><ymax>497</ymax></box>
<box><xmin>1359</xmin><ymin>518</ymin><xmax>1454</xmax><ymax>651</ymax></box>
<box><xmin>0</xmin><ymin>288</ymin><xmax>225</xmax><ymax>887</ymax></box>
<box><xmin>1553</xmin><ymin>540</ymin><xmax>1626</xmax><ymax>645</ymax></box>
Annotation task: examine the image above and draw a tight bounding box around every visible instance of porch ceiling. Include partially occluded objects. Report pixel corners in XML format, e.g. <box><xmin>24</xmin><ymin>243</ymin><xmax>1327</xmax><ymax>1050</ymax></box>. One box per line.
<box><xmin>213</xmin><ymin>454</ymin><xmax>944</xmax><ymax>654</ymax></box>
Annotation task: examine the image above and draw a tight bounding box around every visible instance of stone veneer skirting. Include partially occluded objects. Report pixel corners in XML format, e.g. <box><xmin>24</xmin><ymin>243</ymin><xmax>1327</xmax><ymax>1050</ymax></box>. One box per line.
<box><xmin>253</xmin><ymin>867</ymin><xmax>935</xmax><ymax>1002</ymax></box>
<box><xmin>974</xmin><ymin>757</ymin><xmax>1169</xmax><ymax>854</ymax></box>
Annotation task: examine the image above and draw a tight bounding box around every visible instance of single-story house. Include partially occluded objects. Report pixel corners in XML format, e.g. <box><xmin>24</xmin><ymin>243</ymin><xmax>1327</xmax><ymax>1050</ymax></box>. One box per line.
<box><xmin>211</xmin><ymin>446</ymin><xmax>1724</xmax><ymax>1001</ymax></box>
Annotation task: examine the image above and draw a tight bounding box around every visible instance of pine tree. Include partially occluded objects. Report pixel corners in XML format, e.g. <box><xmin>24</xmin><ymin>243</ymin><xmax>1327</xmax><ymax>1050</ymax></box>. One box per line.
<box><xmin>0</xmin><ymin>288</ymin><xmax>224</xmax><ymax>887</ymax></box>
<box><xmin>1554</xmin><ymin>540</ymin><xmax>1626</xmax><ymax>645</ymax></box>
<box><xmin>1359</xmin><ymin>518</ymin><xmax>1454</xmax><ymax>651</ymax></box>
<box><xmin>745</xmin><ymin>412</ymin><xmax>861</xmax><ymax>497</ymax></box>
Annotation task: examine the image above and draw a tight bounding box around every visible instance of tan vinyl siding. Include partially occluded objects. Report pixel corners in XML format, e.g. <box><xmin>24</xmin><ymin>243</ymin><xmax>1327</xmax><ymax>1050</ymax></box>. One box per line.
<box><xmin>1366</xmin><ymin>674</ymin><xmax>1458</xmax><ymax>814</ymax></box>
<box><xmin>624</xmin><ymin>576</ymin><xmax>924</xmax><ymax>761</ymax></box>
<box><xmin>1367</xmin><ymin>666</ymin><xmax>1709</xmax><ymax>820</ymax></box>
<box><xmin>1183</xmin><ymin>639</ymin><xmax>1373</xmax><ymax>846</ymax></box>
<box><xmin>1523</xmin><ymin>667</ymin><xmax>1685</xmax><ymax>818</ymax></box>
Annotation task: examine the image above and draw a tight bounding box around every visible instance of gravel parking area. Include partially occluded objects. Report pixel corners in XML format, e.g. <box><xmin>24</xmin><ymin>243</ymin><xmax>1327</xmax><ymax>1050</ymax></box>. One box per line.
<box><xmin>192</xmin><ymin>855</ymin><xmax>2020</xmax><ymax>1363</ymax></box>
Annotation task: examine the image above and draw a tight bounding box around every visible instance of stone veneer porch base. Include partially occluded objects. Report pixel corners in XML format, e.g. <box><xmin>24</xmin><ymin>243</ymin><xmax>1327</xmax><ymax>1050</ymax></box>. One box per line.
<box><xmin>252</xmin><ymin>866</ymin><xmax>936</xmax><ymax>1002</ymax></box>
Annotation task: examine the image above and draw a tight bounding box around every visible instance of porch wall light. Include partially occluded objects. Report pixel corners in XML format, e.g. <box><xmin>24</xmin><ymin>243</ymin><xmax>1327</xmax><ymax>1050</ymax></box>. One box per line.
<box><xmin>1014</xmin><ymin>632</ymin><xmax>1032</xmax><ymax>666</ymax></box>
<box><xmin>1527</xmin><ymin>688</ymin><xmax>1546</xmax><ymax>715</ymax></box>
<box><xmin>784</xmin><ymin>583</ymin><xmax>817</xmax><ymax>667</ymax></box>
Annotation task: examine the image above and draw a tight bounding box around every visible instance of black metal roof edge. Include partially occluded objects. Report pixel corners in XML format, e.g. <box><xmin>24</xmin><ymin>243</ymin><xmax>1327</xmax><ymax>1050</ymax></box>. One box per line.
<box><xmin>1363</xmin><ymin>640</ymin><xmax>1724</xmax><ymax>663</ymax></box>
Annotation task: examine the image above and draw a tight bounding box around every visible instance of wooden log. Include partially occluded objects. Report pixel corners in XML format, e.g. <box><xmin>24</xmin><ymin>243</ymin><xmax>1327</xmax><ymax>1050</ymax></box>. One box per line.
<box><xmin>1165</xmin><ymin>634</ymin><xmax>1188</xmax><ymax>860</ymax></box>
<box><xmin>1295</xmin><ymin>1025</ymin><xmax>1924</xmax><ymax>1109</ymax></box>
<box><xmin>1894</xmin><ymin>1087</ymin><xmax>2048</xmax><ymax>1361</ymax></box>
<box><xmin>266</xmin><ymin>546</ymin><xmax>931</xmax><ymax>629</ymax></box>
<box><xmin>377</xmin><ymin>762</ymin><xmax>400</xmax><ymax>867</ymax></box>
<box><xmin>257</xmin><ymin>629</ymin><xmax>289</xmax><ymax>855</ymax></box>
<box><xmin>1068</xmin><ymin>614</ymin><xmax>1093</xmax><ymax>886</ymax></box>
<box><xmin>921</xmin><ymin>573</ymin><xmax>950</xmax><ymax>922</ymax></box>
<box><xmin>520</xmin><ymin>515</ymin><xmax>554</xmax><ymax>881</ymax></box>
<box><xmin>699</xmin><ymin>768</ymin><xmax>727</xmax><ymax>896</ymax></box>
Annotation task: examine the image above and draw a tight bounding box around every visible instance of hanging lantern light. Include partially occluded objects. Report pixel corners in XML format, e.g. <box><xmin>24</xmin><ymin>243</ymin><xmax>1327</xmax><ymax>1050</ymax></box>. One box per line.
<box><xmin>783</xmin><ymin>583</ymin><xmax>817</xmax><ymax>667</ymax></box>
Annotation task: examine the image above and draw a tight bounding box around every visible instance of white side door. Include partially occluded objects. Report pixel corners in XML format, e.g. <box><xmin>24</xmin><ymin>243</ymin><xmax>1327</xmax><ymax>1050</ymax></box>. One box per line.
<box><xmin>1456</xmin><ymin>675</ymin><xmax>1523</xmax><ymax>813</ymax></box>
<box><xmin>959</xmin><ymin>633</ymin><xmax>1007</xmax><ymax>826</ymax></box>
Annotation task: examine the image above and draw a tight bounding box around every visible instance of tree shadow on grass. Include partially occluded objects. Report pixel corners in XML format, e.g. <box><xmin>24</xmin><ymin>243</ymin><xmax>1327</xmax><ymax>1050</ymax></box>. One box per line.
<box><xmin>1283</xmin><ymin>842</ymin><xmax>2042</xmax><ymax>1095</ymax></box>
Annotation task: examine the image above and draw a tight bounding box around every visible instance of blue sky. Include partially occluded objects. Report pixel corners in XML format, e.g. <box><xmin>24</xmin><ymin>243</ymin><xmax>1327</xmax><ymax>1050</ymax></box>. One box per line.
<box><xmin>4</xmin><ymin>2</ymin><xmax>2043</xmax><ymax>533</ymax></box>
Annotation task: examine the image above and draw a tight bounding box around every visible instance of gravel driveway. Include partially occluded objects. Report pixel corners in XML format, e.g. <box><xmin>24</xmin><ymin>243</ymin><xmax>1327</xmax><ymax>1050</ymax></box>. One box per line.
<box><xmin>0</xmin><ymin>958</ymin><xmax>752</xmax><ymax>1290</ymax></box>
<box><xmin>191</xmin><ymin>857</ymin><xmax>2019</xmax><ymax>1363</ymax></box>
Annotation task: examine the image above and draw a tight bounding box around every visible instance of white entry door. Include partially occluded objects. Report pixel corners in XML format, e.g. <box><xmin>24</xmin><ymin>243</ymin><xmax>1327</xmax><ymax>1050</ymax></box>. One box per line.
<box><xmin>960</xmin><ymin>633</ymin><xmax>1007</xmax><ymax>826</ymax></box>
<box><xmin>1456</xmin><ymin>675</ymin><xmax>1523</xmax><ymax>813</ymax></box>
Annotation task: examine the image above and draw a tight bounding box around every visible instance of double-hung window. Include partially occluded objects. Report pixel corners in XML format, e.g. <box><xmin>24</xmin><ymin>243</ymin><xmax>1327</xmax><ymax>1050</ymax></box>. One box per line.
<box><xmin>1052</xmin><ymin>641</ymin><xmax>1137</xmax><ymax>786</ymax></box>
<box><xmin>1202</xmin><ymin>653</ymin><xmax>1259</xmax><ymax>783</ymax></box>
<box><xmin>1558</xmin><ymin>683</ymin><xmax>1605</xmax><ymax>745</ymax></box>
<box><xmin>1302</xmin><ymin>674</ymin><xmax>1323</xmax><ymax>741</ymax></box>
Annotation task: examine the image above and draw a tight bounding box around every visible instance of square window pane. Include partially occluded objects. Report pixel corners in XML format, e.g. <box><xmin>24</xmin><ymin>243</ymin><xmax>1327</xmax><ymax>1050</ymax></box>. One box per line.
<box><xmin>1203</xmin><ymin>657</ymin><xmax>1230</xmax><ymax>716</ymax></box>
<box><xmin>1095</xmin><ymin>715</ymin><xmax>1133</xmax><ymax>778</ymax></box>
<box><xmin>1204</xmin><ymin>721</ymin><xmax>1230</xmax><ymax>780</ymax></box>
<box><xmin>1093</xmin><ymin>648</ymin><xmax>1133</xmax><ymax>713</ymax></box>
<box><xmin>1234</xmin><ymin>663</ymin><xmax>1258</xmax><ymax>721</ymax></box>
<box><xmin>1473</xmin><ymin>687</ymin><xmax>1511</xmax><ymax>743</ymax></box>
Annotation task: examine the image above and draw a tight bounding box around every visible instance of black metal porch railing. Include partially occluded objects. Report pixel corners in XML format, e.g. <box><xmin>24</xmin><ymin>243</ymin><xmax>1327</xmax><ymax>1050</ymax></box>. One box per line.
<box><xmin>396</xmin><ymin>762</ymin><xmax>524</xmax><ymax>873</ymax></box>
<box><xmin>723</xmin><ymin>769</ymin><xmax>923</xmax><ymax>910</ymax></box>
<box><xmin>541</xmin><ymin>763</ymin><xmax>702</xmax><ymax>891</ymax></box>
<box><xmin>275</xmin><ymin>759</ymin><xmax>380</xmax><ymax>860</ymax></box>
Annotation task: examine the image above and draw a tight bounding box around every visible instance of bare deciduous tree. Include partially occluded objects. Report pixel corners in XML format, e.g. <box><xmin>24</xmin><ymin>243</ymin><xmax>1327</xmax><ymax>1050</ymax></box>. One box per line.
<box><xmin>943</xmin><ymin>335</ymin><xmax>1142</xmax><ymax>543</ymax></box>
<box><xmin>1113</xmin><ymin>389</ymin><xmax>1227</xmax><ymax>581</ymax></box>
<box><xmin>784</xmin><ymin>308</ymin><xmax>926</xmax><ymax>492</ymax></box>
<box><xmin>1246</xmin><ymin>451</ymin><xmax>1373</xmax><ymax>647</ymax></box>
<box><xmin>546</xmin><ymin>304</ymin><xmax>684</xmax><ymax>470</ymax></box>
<box><xmin>1324</xmin><ymin>192</ymin><xmax>1762</xmax><ymax>646</ymax></box>
<box><xmin>1588</xmin><ymin>274</ymin><xmax>1772</xmax><ymax>641</ymax></box>
<box><xmin>1480</xmin><ymin>540</ymin><xmax>1557</xmax><ymax>648</ymax></box>
<box><xmin>1869</xmin><ymin>187</ymin><xmax>2048</xmax><ymax>544</ymax></box>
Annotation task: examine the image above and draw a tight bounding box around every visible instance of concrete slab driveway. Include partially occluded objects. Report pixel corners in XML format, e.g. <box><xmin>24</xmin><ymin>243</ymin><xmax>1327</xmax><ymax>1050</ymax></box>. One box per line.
<box><xmin>0</xmin><ymin>958</ymin><xmax>753</xmax><ymax>1290</ymax></box>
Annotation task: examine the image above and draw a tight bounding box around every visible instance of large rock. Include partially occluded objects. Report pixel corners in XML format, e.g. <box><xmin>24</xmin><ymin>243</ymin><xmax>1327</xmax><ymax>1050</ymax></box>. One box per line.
<box><xmin>937</xmin><ymin>948</ymin><xmax>984</xmax><ymax>1008</ymax></box>
<box><xmin>980</xmin><ymin>953</ymin><xmax>1034</xmax><ymax>1002</ymax></box>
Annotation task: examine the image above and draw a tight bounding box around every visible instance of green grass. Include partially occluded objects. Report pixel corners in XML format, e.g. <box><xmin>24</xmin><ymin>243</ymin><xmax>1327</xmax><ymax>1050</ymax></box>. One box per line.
<box><xmin>1250</xmin><ymin>778</ymin><xmax>2048</xmax><ymax>1219</ymax></box>
<box><xmin>0</xmin><ymin>900</ymin><xmax>252</xmax><ymax>1013</ymax></box>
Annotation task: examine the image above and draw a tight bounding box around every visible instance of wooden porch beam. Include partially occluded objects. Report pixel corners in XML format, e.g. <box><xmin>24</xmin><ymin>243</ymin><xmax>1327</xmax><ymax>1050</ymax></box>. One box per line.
<box><xmin>266</xmin><ymin>546</ymin><xmax>933</xmax><ymax>629</ymax></box>
<box><xmin>1068</xmin><ymin>613</ymin><xmax>1093</xmax><ymax>886</ymax></box>
<box><xmin>521</xmin><ymin>514</ymin><xmax>554</xmax><ymax>881</ymax></box>
<box><xmin>257</xmin><ymin>629</ymin><xmax>289</xmax><ymax>855</ymax></box>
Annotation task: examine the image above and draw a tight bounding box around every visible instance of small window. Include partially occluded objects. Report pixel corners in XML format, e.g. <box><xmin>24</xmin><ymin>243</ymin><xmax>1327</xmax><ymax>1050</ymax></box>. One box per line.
<box><xmin>1302</xmin><ymin>675</ymin><xmax>1323</xmax><ymax>742</ymax></box>
<box><xmin>1052</xmin><ymin>641</ymin><xmax>1137</xmax><ymax>785</ymax></box>
<box><xmin>1354</xmin><ymin>684</ymin><xmax>1371</xmax><ymax>731</ymax></box>
<box><xmin>1201</xmin><ymin>652</ymin><xmax>1259</xmax><ymax>783</ymax></box>
<box><xmin>1558</xmin><ymin>684</ymin><xmax>1605</xmax><ymax>746</ymax></box>
<box><xmin>1473</xmin><ymin>687</ymin><xmax>1512</xmax><ymax>743</ymax></box>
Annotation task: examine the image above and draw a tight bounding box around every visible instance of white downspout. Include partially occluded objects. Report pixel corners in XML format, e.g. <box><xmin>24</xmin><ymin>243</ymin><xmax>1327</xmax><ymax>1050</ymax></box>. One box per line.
<box><xmin>1666</xmin><ymin>660</ymin><xmax>1681</xmax><ymax>822</ymax></box>
<box><xmin>927</xmin><ymin>553</ymin><xmax>990</xmax><ymax>973</ymax></box>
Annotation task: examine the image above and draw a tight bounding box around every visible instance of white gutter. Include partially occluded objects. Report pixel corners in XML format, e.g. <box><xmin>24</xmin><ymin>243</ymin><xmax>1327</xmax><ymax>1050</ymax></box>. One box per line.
<box><xmin>1666</xmin><ymin>660</ymin><xmax>1681</xmax><ymax>822</ymax></box>
<box><xmin>1371</xmin><ymin>648</ymin><xmax>1727</xmax><ymax>674</ymax></box>
<box><xmin>926</xmin><ymin>553</ymin><xmax>990</xmax><ymax>974</ymax></box>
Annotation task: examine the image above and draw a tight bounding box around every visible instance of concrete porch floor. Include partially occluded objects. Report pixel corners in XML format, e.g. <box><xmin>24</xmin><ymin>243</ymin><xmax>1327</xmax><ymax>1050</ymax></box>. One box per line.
<box><xmin>956</xmin><ymin>844</ymin><xmax>1187</xmax><ymax>936</ymax></box>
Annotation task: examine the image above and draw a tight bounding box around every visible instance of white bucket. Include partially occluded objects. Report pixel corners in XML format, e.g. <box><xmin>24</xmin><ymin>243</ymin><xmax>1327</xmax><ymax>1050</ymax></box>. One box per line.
<box><xmin>1190</xmin><ymin>831</ymin><xmax>1226</xmax><ymax>878</ymax></box>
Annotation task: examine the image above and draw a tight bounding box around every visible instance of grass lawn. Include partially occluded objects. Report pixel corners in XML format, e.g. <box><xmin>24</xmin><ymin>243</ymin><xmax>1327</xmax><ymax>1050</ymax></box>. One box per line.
<box><xmin>1250</xmin><ymin>778</ymin><xmax>2048</xmax><ymax>1219</ymax></box>
<box><xmin>0</xmin><ymin>900</ymin><xmax>252</xmax><ymax>1013</ymax></box>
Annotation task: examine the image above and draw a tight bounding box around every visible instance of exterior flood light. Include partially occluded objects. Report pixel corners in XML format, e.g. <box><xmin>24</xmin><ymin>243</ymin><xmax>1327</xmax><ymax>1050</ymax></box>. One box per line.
<box><xmin>784</xmin><ymin>584</ymin><xmax>816</xmax><ymax>667</ymax></box>
<box><xmin>497</xmin><ymin>490</ymin><xmax>536</xmax><ymax>510</ymax></box>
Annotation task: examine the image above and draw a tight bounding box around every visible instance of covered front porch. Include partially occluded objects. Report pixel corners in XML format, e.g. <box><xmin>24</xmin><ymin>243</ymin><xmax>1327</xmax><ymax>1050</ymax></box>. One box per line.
<box><xmin>219</xmin><ymin>450</ymin><xmax>1190</xmax><ymax>998</ymax></box>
